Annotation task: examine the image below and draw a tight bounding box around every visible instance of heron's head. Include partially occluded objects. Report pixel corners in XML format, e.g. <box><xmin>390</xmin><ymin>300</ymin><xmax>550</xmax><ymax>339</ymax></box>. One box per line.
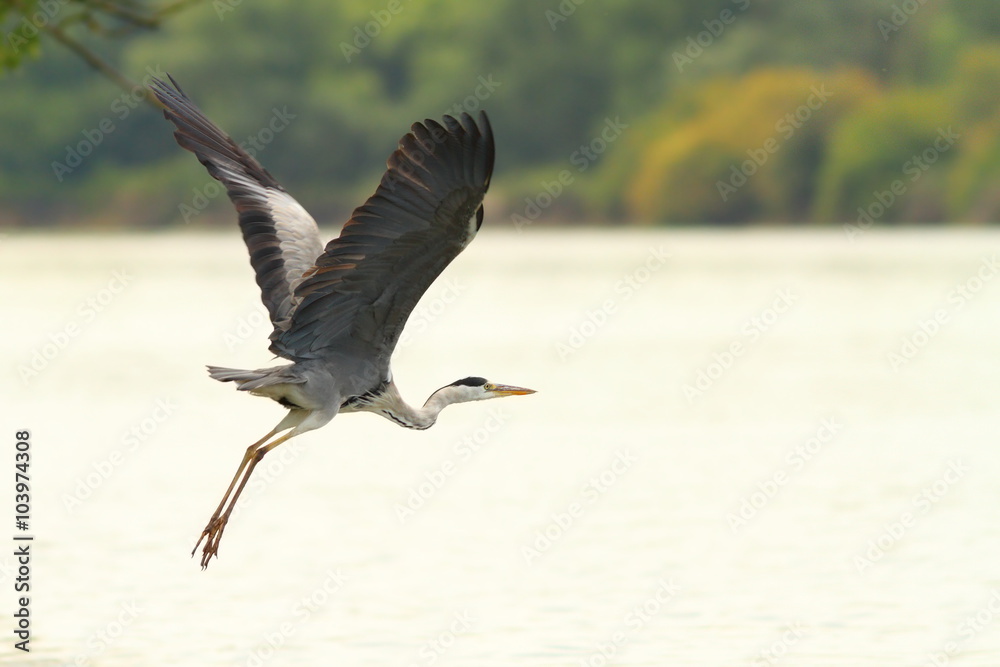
<box><xmin>428</xmin><ymin>376</ymin><xmax>535</xmax><ymax>407</ymax></box>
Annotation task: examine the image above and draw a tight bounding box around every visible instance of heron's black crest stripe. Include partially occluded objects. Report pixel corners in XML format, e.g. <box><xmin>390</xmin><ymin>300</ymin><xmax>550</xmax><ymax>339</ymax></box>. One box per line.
<box><xmin>451</xmin><ymin>376</ymin><xmax>487</xmax><ymax>387</ymax></box>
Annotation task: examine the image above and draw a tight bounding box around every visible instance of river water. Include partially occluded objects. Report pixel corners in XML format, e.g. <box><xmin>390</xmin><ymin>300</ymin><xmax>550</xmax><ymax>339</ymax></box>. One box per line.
<box><xmin>2</xmin><ymin>228</ymin><xmax>999</xmax><ymax>666</ymax></box>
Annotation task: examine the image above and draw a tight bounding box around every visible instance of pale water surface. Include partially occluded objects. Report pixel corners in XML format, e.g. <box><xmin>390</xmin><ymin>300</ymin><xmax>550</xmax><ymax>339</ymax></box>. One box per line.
<box><xmin>2</xmin><ymin>228</ymin><xmax>999</xmax><ymax>666</ymax></box>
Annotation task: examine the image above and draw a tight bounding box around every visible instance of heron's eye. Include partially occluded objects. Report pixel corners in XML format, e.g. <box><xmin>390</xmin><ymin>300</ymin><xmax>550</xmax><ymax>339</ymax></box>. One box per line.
<box><xmin>483</xmin><ymin>383</ymin><xmax>496</xmax><ymax>391</ymax></box>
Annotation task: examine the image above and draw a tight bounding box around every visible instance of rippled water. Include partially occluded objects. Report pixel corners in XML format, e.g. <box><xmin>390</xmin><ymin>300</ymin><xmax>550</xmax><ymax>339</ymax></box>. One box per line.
<box><xmin>3</xmin><ymin>228</ymin><xmax>1000</xmax><ymax>666</ymax></box>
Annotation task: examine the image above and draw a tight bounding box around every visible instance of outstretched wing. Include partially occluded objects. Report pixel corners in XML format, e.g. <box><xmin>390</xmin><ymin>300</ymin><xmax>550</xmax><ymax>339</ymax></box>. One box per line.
<box><xmin>273</xmin><ymin>112</ymin><xmax>494</xmax><ymax>363</ymax></box>
<box><xmin>150</xmin><ymin>76</ymin><xmax>323</xmax><ymax>335</ymax></box>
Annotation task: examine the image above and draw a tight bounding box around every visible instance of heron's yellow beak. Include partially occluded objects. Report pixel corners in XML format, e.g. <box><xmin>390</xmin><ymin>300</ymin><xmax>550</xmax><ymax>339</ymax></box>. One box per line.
<box><xmin>490</xmin><ymin>384</ymin><xmax>536</xmax><ymax>397</ymax></box>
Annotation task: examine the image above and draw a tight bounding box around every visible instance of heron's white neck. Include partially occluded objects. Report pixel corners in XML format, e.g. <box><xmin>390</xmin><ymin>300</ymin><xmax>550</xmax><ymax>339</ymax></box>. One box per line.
<box><xmin>368</xmin><ymin>382</ymin><xmax>481</xmax><ymax>430</ymax></box>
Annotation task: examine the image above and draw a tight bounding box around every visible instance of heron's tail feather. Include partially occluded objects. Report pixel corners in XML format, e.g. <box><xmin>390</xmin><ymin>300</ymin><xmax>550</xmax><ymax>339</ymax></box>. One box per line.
<box><xmin>206</xmin><ymin>365</ymin><xmax>306</xmax><ymax>392</ymax></box>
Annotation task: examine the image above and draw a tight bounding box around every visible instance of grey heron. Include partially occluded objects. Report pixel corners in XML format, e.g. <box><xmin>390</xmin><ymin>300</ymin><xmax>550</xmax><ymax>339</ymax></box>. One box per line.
<box><xmin>150</xmin><ymin>77</ymin><xmax>534</xmax><ymax>569</ymax></box>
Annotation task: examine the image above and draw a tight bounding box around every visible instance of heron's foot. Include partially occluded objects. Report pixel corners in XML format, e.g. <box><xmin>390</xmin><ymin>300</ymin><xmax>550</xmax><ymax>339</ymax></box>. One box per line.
<box><xmin>192</xmin><ymin>515</ymin><xmax>228</xmax><ymax>569</ymax></box>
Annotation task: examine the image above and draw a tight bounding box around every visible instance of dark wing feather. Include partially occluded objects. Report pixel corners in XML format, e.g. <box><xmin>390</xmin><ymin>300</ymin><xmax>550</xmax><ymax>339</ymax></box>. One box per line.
<box><xmin>150</xmin><ymin>77</ymin><xmax>323</xmax><ymax>341</ymax></box>
<box><xmin>273</xmin><ymin>112</ymin><xmax>494</xmax><ymax>362</ymax></box>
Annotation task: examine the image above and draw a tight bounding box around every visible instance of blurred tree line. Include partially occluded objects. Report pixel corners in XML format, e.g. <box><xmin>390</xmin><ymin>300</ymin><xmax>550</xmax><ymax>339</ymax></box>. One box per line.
<box><xmin>1</xmin><ymin>0</ymin><xmax>998</xmax><ymax>227</ymax></box>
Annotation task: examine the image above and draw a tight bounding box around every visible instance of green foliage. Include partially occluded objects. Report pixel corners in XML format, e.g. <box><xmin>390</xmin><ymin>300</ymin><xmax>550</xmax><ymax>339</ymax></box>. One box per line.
<box><xmin>947</xmin><ymin>116</ymin><xmax>1000</xmax><ymax>221</ymax></box>
<box><xmin>1</xmin><ymin>0</ymin><xmax>999</xmax><ymax>226</ymax></box>
<box><xmin>945</xmin><ymin>44</ymin><xmax>1000</xmax><ymax>220</ymax></box>
<box><xmin>812</xmin><ymin>45</ymin><xmax>1000</xmax><ymax>225</ymax></box>
<box><xmin>814</xmin><ymin>89</ymin><xmax>956</xmax><ymax>223</ymax></box>
<box><xmin>1</xmin><ymin>1</ymin><xmax>42</xmax><ymax>69</ymax></box>
<box><xmin>624</xmin><ymin>68</ymin><xmax>878</xmax><ymax>224</ymax></box>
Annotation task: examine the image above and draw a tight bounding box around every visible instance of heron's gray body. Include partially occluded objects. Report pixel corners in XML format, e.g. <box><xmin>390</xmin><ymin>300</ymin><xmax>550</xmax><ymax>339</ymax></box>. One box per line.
<box><xmin>151</xmin><ymin>76</ymin><xmax>533</xmax><ymax>567</ymax></box>
<box><xmin>208</xmin><ymin>355</ymin><xmax>395</xmax><ymax>422</ymax></box>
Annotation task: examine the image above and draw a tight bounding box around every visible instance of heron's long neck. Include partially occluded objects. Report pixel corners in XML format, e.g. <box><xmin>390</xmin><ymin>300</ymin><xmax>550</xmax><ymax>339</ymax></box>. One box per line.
<box><xmin>376</xmin><ymin>383</ymin><xmax>455</xmax><ymax>430</ymax></box>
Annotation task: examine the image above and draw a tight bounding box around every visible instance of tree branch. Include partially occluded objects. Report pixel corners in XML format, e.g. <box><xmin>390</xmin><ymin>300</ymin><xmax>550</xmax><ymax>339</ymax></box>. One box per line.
<box><xmin>41</xmin><ymin>22</ymin><xmax>164</xmax><ymax>108</ymax></box>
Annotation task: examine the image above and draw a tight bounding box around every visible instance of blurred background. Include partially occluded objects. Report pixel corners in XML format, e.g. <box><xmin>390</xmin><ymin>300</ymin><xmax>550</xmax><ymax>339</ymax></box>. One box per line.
<box><xmin>3</xmin><ymin>2</ymin><xmax>1000</xmax><ymax>666</ymax></box>
<box><xmin>1</xmin><ymin>0</ymin><xmax>999</xmax><ymax>228</ymax></box>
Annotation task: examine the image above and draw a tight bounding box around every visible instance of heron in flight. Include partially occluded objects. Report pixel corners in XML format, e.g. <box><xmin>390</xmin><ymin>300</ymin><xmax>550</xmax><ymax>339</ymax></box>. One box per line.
<box><xmin>150</xmin><ymin>77</ymin><xmax>534</xmax><ymax>568</ymax></box>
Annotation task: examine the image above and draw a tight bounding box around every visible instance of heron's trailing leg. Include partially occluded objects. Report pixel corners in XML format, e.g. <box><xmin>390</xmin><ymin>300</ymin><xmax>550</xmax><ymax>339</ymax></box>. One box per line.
<box><xmin>193</xmin><ymin>424</ymin><xmax>299</xmax><ymax>569</ymax></box>
<box><xmin>193</xmin><ymin>427</ymin><xmax>279</xmax><ymax>549</ymax></box>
